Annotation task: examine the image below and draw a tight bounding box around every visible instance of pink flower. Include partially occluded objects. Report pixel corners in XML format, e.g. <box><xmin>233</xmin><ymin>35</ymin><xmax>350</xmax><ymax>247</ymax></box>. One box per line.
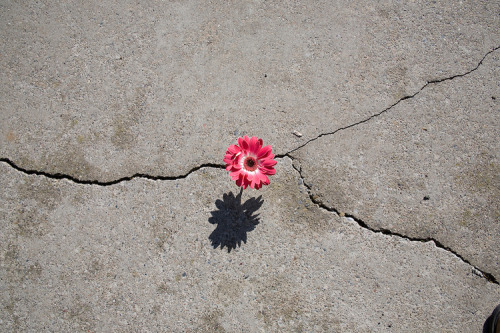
<box><xmin>224</xmin><ymin>136</ymin><xmax>277</xmax><ymax>189</ymax></box>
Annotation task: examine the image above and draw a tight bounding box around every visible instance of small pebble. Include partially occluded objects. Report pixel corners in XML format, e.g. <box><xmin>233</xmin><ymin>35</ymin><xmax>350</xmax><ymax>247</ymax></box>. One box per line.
<box><xmin>293</xmin><ymin>130</ymin><xmax>303</xmax><ymax>137</ymax></box>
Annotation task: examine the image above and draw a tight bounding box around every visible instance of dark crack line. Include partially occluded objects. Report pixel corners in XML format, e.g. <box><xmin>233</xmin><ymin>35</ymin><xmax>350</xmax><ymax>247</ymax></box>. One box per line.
<box><xmin>278</xmin><ymin>44</ymin><xmax>500</xmax><ymax>158</ymax></box>
<box><xmin>0</xmin><ymin>45</ymin><xmax>498</xmax><ymax>284</ymax></box>
<box><xmin>287</xmin><ymin>156</ymin><xmax>499</xmax><ymax>285</ymax></box>
<box><xmin>0</xmin><ymin>158</ymin><xmax>226</xmax><ymax>186</ymax></box>
<box><xmin>0</xmin><ymin>46</ymin><xmax>496</xmax><ymax>293</ymax></box>
<box><xmin>280</xmin><ymin>45</ymin><xmax>500</xmax><ymax>283</ymax></box>
<box><xmin>2</xmin><ymin>46</ymin><xmax>498</xmax><ymax>183</ymax></box>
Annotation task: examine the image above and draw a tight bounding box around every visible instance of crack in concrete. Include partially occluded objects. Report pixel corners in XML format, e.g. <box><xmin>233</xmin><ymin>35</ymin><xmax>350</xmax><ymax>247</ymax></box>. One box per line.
<box><xmin>1</xmin><ymin>46</ymin><xmax>498</xmax><ymax>285</ymax></box>
<box><xmin>1</xmin><ymin>46</ymin><xmax>498</xmax><ymax>184</ymax></box>
<box><xmin>279</xmin><ymin>44</ymin><xmax>500</xmax><ymax>157</ymax></box>
<box><xmin>2</xmin><ymin>154</ymin><xmax>497</xmax><ymax>285</ymax></box>
<box><xmin>0</xmin><ymin>158</ymin><xmax>225</xmax><ymax>186</ymax></box>
<box><xmin>287</xmin><ymin>155</ymin><xmax>499</xmax><ymax>285</ymax></box>
<box><xmin>278</xmin><ymin>45</ymin><xmax>500</xmax><ymax>285</ymax></box>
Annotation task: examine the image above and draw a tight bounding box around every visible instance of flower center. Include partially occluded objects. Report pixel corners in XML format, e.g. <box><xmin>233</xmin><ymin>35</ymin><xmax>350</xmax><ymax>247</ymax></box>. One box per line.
<box><xmin>244</xmin><ymin>157</ymin><xmax>258</xmax><ymax>171</ymax></box>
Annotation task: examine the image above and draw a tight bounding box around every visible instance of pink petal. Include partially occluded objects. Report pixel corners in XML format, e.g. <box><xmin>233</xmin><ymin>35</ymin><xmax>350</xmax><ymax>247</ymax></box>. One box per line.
<box><xmin>249</xmin><ymin>136</ymin><xmax>259</xmax><ymax>154</ymax></box>
<box><xmin>239</xmin><ymin>136</ymin><xmax>249</xmax><ymax>151</ymax></box>
<box><xmin>257</xmin><ymin>145</ymin><xmax>272</xmax><ymax>159</ymax></box>
<box><xmin>239</xmin><ymin>174</ymin><xmax>250</xmax><ymax>189</ymax></box>
<box><xmin>235</xmin><ymin>173</ymin><xmax>244</xmax><ymax>187</ymax></box>
<box><xmin>260</xmin><ymin>159</ymin><xmax>277</xmax><ymax>167</ymax></box>
<box><xmin>233</xmin><ymin>154</ymin><xmax>242</xmax><ymax>166</ymax></box>
<box><xmin>231</xmin><ymin>163</ymin><xmax>242</xmax><ymax>170</ymax></box>
<box><xmin>230</xmin><ymin>170</ymin><xmax>241</xmax><ymax>180</ymax></box>
<box><xmin>259</xmin><ymin>173</ymin><xmax>270</xmax><ymax>185</ymax></box>
<box><xmin>228</xmin><ymin>144</ymin><xmax>241</xmax><ymax>154</ymax></box>
<box><xmin>250</xmin><ymin>177</ymin><xmax>257</xmax><ymax>189</ymax></box>
<box><xmin>261</xmin><ymin>167</ymin><xmax>276</xmax><ymax>175</ymax></box>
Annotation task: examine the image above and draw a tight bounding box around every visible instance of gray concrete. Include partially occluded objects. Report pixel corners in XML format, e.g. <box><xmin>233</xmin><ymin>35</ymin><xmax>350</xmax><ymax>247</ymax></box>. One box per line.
<box><xmin>290</xmin><ymin>50</ymin><xmax>500</xmax><ymax>279</ymax></box>
<box><xmin>1</xmin><ymin>0</ymin><xmax>499</xmax><ymax>332</ymax></box>
<box><xmin>1</xmin><ymin>0</ymin><xmax>499</xmax><ymax>181</ymax></box>
<box><xmin>1</xmin><ymin>160</ymin><xmax>498</xmax><ymax>332</ymax></box>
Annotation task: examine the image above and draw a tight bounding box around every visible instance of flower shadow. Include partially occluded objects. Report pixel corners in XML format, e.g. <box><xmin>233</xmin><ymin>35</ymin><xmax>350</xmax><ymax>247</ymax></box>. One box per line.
<box><xmin>208</xmin><ymin>190</ymin><xmax>264</xmax><ymax>252</ymax></box>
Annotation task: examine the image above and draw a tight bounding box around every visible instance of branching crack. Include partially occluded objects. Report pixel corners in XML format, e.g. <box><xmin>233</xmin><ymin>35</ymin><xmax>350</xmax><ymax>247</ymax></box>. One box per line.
<box><xmin>0</xmin><ymin>158</ymin><xmax>225</xmax><ymax>186</ymax></box>
<box><xmin>2</xmin><ymin>46</ymin><xmax>498</xmax><ymax>184</ymax></box>
<box><xmin>1</xmin><ymin>46</ymin><xmax>498</xmax><ymax>286</ymax></box>
<box><xmin>287</xmin><ymin>155</ymin><xmax>499</xmax><ymax>285</ymax></box>
<box><xmin>278</xmin><ymin>44</ymin><xmax>500</xmax><ymax>157</ymax></box>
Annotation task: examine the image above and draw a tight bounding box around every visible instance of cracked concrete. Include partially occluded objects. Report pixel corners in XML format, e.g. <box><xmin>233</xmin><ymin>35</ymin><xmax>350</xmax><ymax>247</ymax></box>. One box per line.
<box><xmin>290</xmin><ymin>157</ymin><xmax>498</xmax><ymax>284</ymax></box>
<box><xmin>0</xmin><ymin>157</ymin><xmax>226</xmax><ymax>186</ymax></box>
<box><xmin>1</xmin><ymin>0</ymin><xmax>499</xmax><ymax>181</ymax></box>
<box><xmin>289</xmin><ymin>48</ymin><xmax>500</xmax><ymax>282</ymax></box>
<box><xmin>287</xmin><ymin>45</ymin><xmax>500</xmax><ymax>156</ymax></box>
<box><xmin>1</xmin><ymin>0</ymin><xmax>499</xmax><ymax>331</ymax></box>
<box><xmin>1</xmin><ymin>159</ymin><xmax>499</xmax><ymax>332</ymax></box>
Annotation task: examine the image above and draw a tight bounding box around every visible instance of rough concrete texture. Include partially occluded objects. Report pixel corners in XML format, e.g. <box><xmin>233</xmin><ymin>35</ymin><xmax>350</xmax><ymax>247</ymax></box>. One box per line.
<box><xmin>1</xmin><ymin>160</ymin><xmax>499</xmax><ymax>332</ymax></box>
<box><xmin>1</xmin><ymin>0</ymin><xmax>499</xmax><ymax>181</ymax></box>
<box><xmin>290</xmin><ymin>49</ymin><xmax>500</xmax><ymax>280</ymax></box>
<box><xmin>1</xmin><ymin>0</ymin><xmax>500</xmax><ymax>332</ymax></box>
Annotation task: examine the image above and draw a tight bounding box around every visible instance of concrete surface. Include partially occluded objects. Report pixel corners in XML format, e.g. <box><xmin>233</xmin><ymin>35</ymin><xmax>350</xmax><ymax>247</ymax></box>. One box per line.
<box><xmin>1</xmin><ymin>0</ymin><xmax>499</xmax><ymax>181</ymax></box>
<box><xmin>290</xmin><ymin>50</ymin><xmax>500</xmax><ymax>280</ymax></box>
<box><xmin>1</xmin><ymin>0</ymin><xmax>499</xmax><ymax>332</ymax></box>
<box><xmin>1</xmin><ymin>160</ymin><xmax>499</xmax><ymax>332</ymax></box>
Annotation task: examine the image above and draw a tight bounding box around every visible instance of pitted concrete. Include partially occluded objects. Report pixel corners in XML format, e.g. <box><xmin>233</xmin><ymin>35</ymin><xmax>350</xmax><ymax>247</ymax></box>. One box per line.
<box><xmin>1</xmin><ymin>0</ymin><xmax>499</xmax><ymax>332</ymax></box>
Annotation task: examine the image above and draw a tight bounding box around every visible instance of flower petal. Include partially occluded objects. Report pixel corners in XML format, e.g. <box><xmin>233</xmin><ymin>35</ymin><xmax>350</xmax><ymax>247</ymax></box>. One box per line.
<box><xmin>227</xmin><ymin>144</ymin><xmax>241</xmax><ymax>154</ymax></box>
<box><xmin>258</xmin><ymin>172</ymin><xmax>270</xmax><ymax>185</ymax></box>
<box><xmin>240</xmin><ymin>136</ymin><xmax>249</xmax><ymax>151</ymax></box>
<box><xmin>240</xmin><ymin>174</ymin><xmax>250</xmax><ymax>189</ymax></box>
<box><xmin>246</xmin><ymin>172</ymin><xmax>255</xmax><ymax>182</ymax></box>
<box><xmin>249</xmin><ymin>136</ymin><xmax>259</xmax><ymax>154</ymax></box>
<box><xmin>261</xmin><ymin>167</ymin><xmax>276</xmax><ymax>175</ymax></box>
<box><xmin>233</xmin><ymin>153</ymin><xmax>243</xmax><ymax>166</ymax></box>
<box><xmin>260</xmin><ymin>159</ymin><xmax>277</xmax><ymax>167</ymax></box>
<box><xmin>257</xmin><ymin>145</ymin><xmax>272</xmax><ymax>159</ymax></box>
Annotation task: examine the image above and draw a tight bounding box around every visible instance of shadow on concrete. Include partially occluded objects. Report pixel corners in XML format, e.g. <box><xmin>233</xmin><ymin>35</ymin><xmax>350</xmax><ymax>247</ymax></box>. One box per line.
<box><xmin>208</xmin><ymin>189</ymin><xmax>263</xmax><ymax>253</ymax></box>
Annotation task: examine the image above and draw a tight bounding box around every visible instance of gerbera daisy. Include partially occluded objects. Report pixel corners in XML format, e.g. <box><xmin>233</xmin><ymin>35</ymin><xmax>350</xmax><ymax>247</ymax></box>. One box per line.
<box><xmin>224</xmin><ymin>136</ymin><xmax>277</xmax><ymax>189</ymax></box>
